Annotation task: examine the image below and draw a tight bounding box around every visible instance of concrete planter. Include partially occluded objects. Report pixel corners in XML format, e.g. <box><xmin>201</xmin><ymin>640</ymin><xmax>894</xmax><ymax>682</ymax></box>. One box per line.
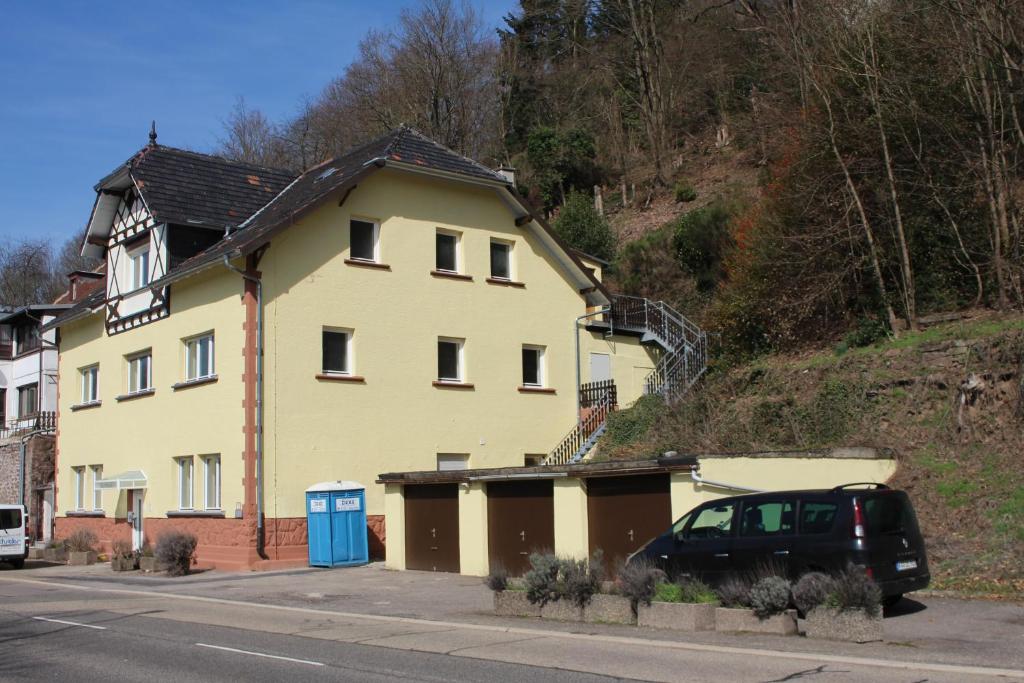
<box><xmin>111</xmin><ymin>556</ymin><xmax>138</xmax><ymax>572</ymax></box>
<box><xmin>138</xmin><ymin>556</ymin><xmax>160</xmax><ymax>572</ymax></box>
<box><xmin>67</xmin><ymin>551</ymin><xmax>96</xmax><ymax>566</ymax></box>
<box><xmin>583</xmin><ymin>594</ymin><xmax>635</xmax><ymax>625</ymax></box>
<box><xmin>540</xmin><ymin>600</ymin><xmax>584</xmax><ymax>622</ymax></box>
<box><xmin>493</xmin><ymin>591</ymin><xmax>541</xmax><ymax>618</ymax></box>
<box><xmin>715</xmin><ymin>607</ymin><xmax>798</xmax><ymax>635</ymax></box>
<box><xmin>43</xmin><ymin>548</ymin><xmax>66</xmax><ymax>563</ymax></box>
<box><xmin>804</xmin><ymin>607</ymin><xmax>883</xmax><ymax>643</ymax></box>
<box><xmin>638</xmin><ymin>601</ymin><xmax>716</xmax><ymax>631</ymax></box>
<box><xmin>27</xmin><ymin>548</ymin><xmax>44</xmax><ymax>560</ymax></box>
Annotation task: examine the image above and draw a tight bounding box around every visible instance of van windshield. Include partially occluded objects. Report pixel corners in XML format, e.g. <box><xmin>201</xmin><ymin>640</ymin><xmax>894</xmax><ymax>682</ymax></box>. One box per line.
<box><xmin>0</xmin><ymin>509</ymin><xmax>22</xmax><ymax>530</ymax></box>
<box><xmin>864</xmin><ymin>494</ymin><xmax>919</xmax><ymax>536</ymax></box>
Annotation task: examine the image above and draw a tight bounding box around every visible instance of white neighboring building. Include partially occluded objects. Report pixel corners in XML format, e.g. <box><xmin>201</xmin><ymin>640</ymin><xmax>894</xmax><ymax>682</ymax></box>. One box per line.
<box><xmin>0</xmin><ymin>305</ymin><xmax>70</xmax><ymax>433</ymax></box>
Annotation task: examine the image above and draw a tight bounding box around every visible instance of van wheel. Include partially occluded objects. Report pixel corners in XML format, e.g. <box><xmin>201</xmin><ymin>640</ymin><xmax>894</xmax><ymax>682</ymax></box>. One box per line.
<box><xmin>883</xmin><ymin>594</ymin><xmax>902</xmax><ymax>608</ymax></box>
<box><xmin>11</xmin><ymin>559</ymin><xmax>24</xmax><ymax>570</ymax></box>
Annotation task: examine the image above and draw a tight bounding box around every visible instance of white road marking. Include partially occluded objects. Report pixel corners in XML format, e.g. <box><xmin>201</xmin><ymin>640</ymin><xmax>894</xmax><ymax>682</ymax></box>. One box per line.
<box><xmin>32</xmin><ymin>616</ymin><xmax>106</xmax><ymax>630</ymax></box>
<box><xmin>5</xmin><ymin>576</ymin><xmax>1023</xmax><ymax>680</ymax></box>
<box><xmin>195</xmin><ymin>642</ymin><xmax>324</xmax><ymax>666</ymax></box>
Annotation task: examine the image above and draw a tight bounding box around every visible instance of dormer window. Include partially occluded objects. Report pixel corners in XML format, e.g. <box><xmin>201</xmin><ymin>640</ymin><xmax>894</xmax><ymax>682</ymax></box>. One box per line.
<box><xmin>129</xmin><ymin>245</ymin><xmax>150</xmax><ymax>289</ymax></box>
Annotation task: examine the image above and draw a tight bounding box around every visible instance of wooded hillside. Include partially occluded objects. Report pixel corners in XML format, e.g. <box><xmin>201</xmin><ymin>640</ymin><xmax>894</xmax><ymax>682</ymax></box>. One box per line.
<box><xmin>219</xmin><ymin>0</ymin><xmax>1024</xmax><ymax>356</ymax></box>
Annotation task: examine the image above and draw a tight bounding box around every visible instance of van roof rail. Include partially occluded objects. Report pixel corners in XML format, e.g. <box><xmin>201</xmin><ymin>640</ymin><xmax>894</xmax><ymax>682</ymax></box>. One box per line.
<box><xmin>830</xmin><ymin>482</ymin><xmax>889</xmax><ymax>492</ymax></box>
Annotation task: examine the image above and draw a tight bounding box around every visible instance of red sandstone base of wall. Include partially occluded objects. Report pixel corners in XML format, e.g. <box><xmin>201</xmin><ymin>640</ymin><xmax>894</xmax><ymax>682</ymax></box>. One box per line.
<box><xmin>55</xmin><ymin>514</ymin><xmax>386</xmax><ymax>571</ymax></box>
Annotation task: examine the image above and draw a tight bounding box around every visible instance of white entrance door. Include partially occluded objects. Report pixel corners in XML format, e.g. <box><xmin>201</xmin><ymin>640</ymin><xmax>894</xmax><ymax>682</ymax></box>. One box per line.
<box><xmin>589</xmin><ymin>353</ymin><xmax>611</xmax><ymax>383</ymax></box>
<box><xmin>131</xmin><ymin>491</ymin><xmax>144</xmax><ymax>551</ymax></box>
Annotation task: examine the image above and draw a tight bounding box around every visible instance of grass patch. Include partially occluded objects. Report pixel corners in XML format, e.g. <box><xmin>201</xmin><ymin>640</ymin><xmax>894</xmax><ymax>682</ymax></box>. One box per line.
<box><xmin>935</xmin><ymin>478</ymin><xmax>979</xmax><ymax>508</ymax></box>
<box><xmin>991</xmin><ymin>486</ymin><xmax>1024</xmax><ymax>543</ymax></box>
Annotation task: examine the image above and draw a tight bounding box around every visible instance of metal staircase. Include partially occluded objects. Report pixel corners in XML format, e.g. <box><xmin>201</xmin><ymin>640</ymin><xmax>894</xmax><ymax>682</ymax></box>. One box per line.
<box><xmin>542</xmin><ymin>296</ymin><xmax>708</xmax><ymax>466</ymax></box>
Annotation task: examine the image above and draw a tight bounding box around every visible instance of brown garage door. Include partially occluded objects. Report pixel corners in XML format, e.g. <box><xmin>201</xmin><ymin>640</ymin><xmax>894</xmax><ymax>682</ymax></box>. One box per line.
<box><xmin>587</xmin><ymin>474</ymin><xmax>671</xmax><ymax>573</ymax></box>
<box><xmin>404</xmin><ymin>484</ymin><xmax>460</xmax><ymax>573</ymax></box>
<box><xmin>487</xmin><ymin>480</ymin><xmax>554</xmax><ymax>576</ymax></box>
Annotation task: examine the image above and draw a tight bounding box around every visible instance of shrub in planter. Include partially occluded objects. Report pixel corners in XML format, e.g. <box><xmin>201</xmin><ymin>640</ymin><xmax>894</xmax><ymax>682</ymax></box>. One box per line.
<box><xmin>524</xmin><ymin>553</ymin><xmax>562</xmax><ymax>607</ymax></box>
<box><xmin>561</xmin><ymin>557</ymin><xmax>598</xmax><ymax>610</ymax></box>
<box><xmin>484</xmin><ymin>562</ymin><xmax>509</xmax><ymax>592</ymax></box>
<box><xmin>715</xmin><ymin>575</ymin><xmax>752</xmax><ymax>608</ymax></box>
<box><xmin>806</xmin><ymin>568</ymin><xmax>884</xmax><ymax>642</ymax></box>
<box><xmin>825</xmin><ymin>567</ymin><xmax>883</xmax><ymax>618</ymax></box>
<box><xmin>110</xmin><ymin>539</ymin><xmax>137</xmax><ymax>572</ymax></box>
<box><xmin>65</xmin><ymin>529</ymin><xmax>98</xmax><ymax>565</ymax></box>
<box><xmin>66</xmin><ymin>529</ymin><xmax>98</xmax><ymax>553</ymax></box>
<box><xmin>792</xmin><ymin>572</ymin><xmax>836</xmax><ymax>616</ymax></box>
<box><xmin>749</xmin><ymin>576</ymin><xmax>792</xmax><ymax>619</ymax></box>
<box><xmin>615</xmin><ymin>556</ymin><xmax>666</xmax><ymax>609</ymax></box>
<box><xmin>155</xmin><ymin>530</ymin><xmax>197</xmax><ymax>577</ymax></box>
<box><xmin>639</xmin><ymin>578</ymin><xmax>718</xmax><ymax>631</ymax></box>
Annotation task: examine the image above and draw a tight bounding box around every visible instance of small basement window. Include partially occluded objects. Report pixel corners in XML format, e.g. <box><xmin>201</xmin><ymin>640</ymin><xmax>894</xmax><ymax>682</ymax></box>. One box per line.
<box><xmin>437</xmin><ymin>453</ymin><xmax>469</xmax><ymax>471</ymax></box>
<box><xmin>350</xmin><ymin>219</ymin><xmax>378</xmax><ymax>262</ymax></box>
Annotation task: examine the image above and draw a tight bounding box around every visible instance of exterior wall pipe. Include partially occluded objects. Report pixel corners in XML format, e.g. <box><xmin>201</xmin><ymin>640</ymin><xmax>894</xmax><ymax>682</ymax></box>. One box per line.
<box><xmin>222</xmin><ymin>255</ymin><xmax>268</xmax><ymax>560</ymax></box>
<box><xmin>690</xmin><ymin>468</ymin><xmax>764</xmax><ymax>493</ymax></box>
<box><xmin>574</xmin><ymin>307</ymin><xmax>611</xmax><ymax>423</ymax></box>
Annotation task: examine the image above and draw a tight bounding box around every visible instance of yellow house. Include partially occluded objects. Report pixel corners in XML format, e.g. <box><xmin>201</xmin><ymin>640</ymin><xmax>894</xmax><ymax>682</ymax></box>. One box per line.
<box><xmin>48</xmin><ymin>127</ymin><xmax>702</xmax><ymax>570</ymax></box>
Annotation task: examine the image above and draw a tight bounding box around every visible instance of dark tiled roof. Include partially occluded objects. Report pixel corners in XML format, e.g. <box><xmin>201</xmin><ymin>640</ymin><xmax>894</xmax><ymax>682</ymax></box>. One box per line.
<box><xmin>128</xmin><ymin>146</ymin><xmax>296</xmax><ymax>229</ymax></box>
<box><xmin>43</xmin><ymin>287</ymin><xmax>105</xmax><ymax>331</ymax></box>
<box><xmin>151</xmin><ymin>127</ymin><xmax>510</xmax><ymax>287</ymax></box>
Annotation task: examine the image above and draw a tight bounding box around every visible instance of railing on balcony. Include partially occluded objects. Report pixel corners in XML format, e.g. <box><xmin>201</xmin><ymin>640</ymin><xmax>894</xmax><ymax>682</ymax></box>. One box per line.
<box><xmin>0</xmin><ymin>342</ymin><xmax>12</xmax><ymax>360</ymax></box>
<box><xmin>0</xmin><ymin>412</ymin><xmax>56</xmax><ymax>440</ymax></box>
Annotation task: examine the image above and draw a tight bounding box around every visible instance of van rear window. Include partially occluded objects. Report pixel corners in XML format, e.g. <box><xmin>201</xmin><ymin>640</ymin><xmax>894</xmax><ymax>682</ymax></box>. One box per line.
<box><xmin>864</xmin><ymin>494</ymin><xmax>918</xmax><ymax>536</ymax></box>
<box><xmin>0</xmin><ymin>509</ymin><xmax>22</xmax><ymax>530</ymax></box>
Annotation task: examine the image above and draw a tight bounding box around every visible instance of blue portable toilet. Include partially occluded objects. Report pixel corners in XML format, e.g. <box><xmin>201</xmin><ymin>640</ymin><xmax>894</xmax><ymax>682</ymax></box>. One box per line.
<box><xmin>305</xmin><ymin>481</ymin><xmax>369</xmax><ymax>567</ymax></box>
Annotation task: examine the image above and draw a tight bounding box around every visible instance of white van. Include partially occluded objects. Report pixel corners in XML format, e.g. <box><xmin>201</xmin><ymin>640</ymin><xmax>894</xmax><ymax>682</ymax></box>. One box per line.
<box><xmin>0</xmin><ymin>505</ymin><xmax>28</xmax><ymax>569</ymax></box>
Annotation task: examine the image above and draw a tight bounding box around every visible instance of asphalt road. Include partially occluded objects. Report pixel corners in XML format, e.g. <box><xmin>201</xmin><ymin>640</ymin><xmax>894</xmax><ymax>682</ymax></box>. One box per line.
<box><xmin>1</xmin><ymin>578</ymin><xmax>1020</xmax><ymax>682</ymax></box>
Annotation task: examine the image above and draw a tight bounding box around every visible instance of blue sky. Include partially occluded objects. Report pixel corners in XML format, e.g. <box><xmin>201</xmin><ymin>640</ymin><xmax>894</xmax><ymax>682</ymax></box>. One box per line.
<box><xmin>0</xmin><ymin>1</ymin><xmax>516</xmax><ymax>246</ymax></box>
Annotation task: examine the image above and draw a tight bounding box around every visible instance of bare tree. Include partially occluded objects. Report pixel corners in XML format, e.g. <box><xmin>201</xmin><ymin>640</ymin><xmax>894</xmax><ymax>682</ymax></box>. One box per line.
<box><xmin>217</xmin><ymin>97</ymin><xmax>294</xmax><ymax>170</ymax></box>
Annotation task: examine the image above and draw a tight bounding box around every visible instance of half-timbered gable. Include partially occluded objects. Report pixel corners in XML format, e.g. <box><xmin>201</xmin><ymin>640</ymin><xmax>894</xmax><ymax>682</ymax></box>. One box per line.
<box><xmin>77</xmin><ymin>129</ymin><xmax>295</xmax><ymax>335</ymax></box>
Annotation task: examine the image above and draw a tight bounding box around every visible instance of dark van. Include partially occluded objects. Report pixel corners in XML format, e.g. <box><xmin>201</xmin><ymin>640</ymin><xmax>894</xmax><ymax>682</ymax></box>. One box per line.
<box><xmin>629</xmin><ymin>484</ymin><xmax>929</xmax><ymax>604</ymax></box>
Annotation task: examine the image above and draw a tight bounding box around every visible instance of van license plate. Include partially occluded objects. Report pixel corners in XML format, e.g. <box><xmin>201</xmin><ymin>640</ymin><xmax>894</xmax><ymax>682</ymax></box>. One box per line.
<box><xmin>896</xmin><ymin>560</ymin><xmax>917</xmax><ymax>572</ymax></box>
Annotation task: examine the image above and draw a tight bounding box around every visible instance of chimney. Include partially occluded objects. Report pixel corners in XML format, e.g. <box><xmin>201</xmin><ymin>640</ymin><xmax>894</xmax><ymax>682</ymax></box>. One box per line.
<box><xmin>67</xmin><ymin>271</ymin><xmax>104</xmax><ymax>303</ymax></box>
<box><xmin>496</xmin><ymin>166</ymin><xmax>517</xmax><ymax>187</ymax></box>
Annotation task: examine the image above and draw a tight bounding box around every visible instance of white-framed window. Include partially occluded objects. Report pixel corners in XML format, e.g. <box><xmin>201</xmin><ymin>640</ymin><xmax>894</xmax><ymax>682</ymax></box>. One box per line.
<box><xmin>72</xmin><ymin>466</ymin><xmax>85</xmax><ymax>511</ymax></box>
<box><xmin>321</xmin><ymin>328</ymin><xmax>353</xmax><ymax>375</ymax></box>
<box><xmin>522</xmin><ymin>345</ymin><xmax>545</xmax><ymax>387</ymax></box>
<box><xmin>80</xmin><ymin>365</ymin><xmax>99</xmax><ymax>404</ymax></box>
<box><xmin>185</xmin><ymin>333</ymin><xmax>215</xmax><ymax>381</ymax></box>
<box><xmin>127</xmin><ymin>351</ymin><xmax>152</xmax><ymax>394</ymax></box>
<box><xmin>435</xmin><ymin>230</ymin><xmax>461</xmax><ymax>273</ymax></box>
<box><xmin>89</xmin><ymin>465</ymin><xmax>103</xmax><ymax>511</ymax></box>
<box><xmin>490</xmin><ymin>240</ymin><xmax>512</xmax><ymax>280</ymax></box>
<box><xmin>129</xmin><ymin>245</ymin><xmax>150</xmax><ymax>289</ymax></box>
<box><xmin>17</xmin><ymin>383</ymin><xmax>38</xmax><ymax>417</ymax></box>
<box><xmin>437</xmin><ymin>337</ymin><xmax>464</xmax><ymax>382</ymax></box>
<box><xmin>349</xmin><ymin>218</ymin><xmax>380</xmax><ymax>262</ymax></box>
<box><xmin>437</xmin><ymin>453</ymin><xmax>469</xmax><ymax>471</ymax></box>
<box><xmin>176</xmin><ymin>456</ymin><xmax>194</xmax><ymax>510</ymax></box>
<box><xmin>202</xmin><ymin>454</ymin><xmax>221</xmax><ymax>510</ymax></box>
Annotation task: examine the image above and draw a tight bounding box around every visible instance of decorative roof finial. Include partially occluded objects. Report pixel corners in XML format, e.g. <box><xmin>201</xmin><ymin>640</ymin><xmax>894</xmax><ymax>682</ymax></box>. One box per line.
<box><xmin>149</xmin><ymin>120</ymin><xmax>158</xmax><ymax>146</ymax></box>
